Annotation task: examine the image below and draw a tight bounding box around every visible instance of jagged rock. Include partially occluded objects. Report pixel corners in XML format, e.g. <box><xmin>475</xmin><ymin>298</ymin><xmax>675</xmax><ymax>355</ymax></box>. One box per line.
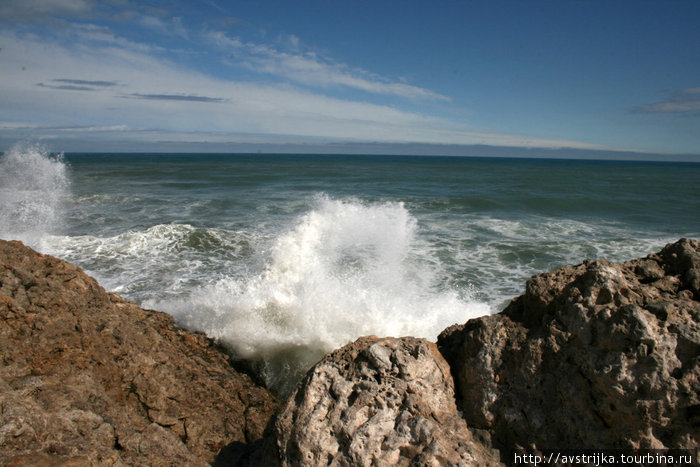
<box><xmin>266</xmin><ymin>335</ymin><xmax>501</xmax><ymax>466</ymax></box>
<box><xmin>0</xmin><ymin>240</ymin><xmax>280</xmax><ymax>465</ymax></box>
<box><xmin>438</xmin><ymin>238</ymin><xmax>700</xmax><ymax>453</ymax></box>
<box><xmin>5</xmin><ymin>236</ymin><xmax>698</xmax><ymax>465</ymax></box>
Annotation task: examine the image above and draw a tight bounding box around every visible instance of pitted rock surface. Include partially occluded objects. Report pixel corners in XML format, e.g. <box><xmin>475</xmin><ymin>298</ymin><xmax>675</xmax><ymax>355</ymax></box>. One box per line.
<box><xmin>439</xmin><ymin>238</ymin><xmax>700</xmax><ymax>452</ymax></box>
<box><xmin>269</xmin><ymin>336</ymin><xmax>500</xmax><ymax>466</ymax></box>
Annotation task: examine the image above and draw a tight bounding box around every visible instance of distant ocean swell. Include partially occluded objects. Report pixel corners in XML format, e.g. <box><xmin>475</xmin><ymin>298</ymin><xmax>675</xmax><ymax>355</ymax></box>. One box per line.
<box><xmin>1</xmin><ymin>144</ymin><xmax>696</xmax><ymax>394</ymax></box>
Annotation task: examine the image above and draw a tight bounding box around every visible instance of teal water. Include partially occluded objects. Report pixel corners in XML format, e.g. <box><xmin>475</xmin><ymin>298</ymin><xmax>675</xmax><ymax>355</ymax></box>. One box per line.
<box><xmin>2</xmin><ymin>146</ymin><xmax>698</xmax><ymax>393</ymax></box>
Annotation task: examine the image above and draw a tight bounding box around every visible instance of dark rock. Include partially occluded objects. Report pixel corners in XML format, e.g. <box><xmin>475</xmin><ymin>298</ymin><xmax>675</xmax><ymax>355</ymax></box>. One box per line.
<box><xmin>438</xmin><ymin>238</ymin><xmax>699</xmax><ymax>452</ymax></box>
<box><xmin>0</xmin><ymin>240</ymin><xmax>280</xmax><ymax>465</ymax></box>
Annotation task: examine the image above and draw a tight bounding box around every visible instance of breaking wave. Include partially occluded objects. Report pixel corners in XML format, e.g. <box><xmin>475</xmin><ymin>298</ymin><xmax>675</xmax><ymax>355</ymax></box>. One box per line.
<box><xmin>146</xmin><ymin>196</ymin><xmax>490</xmax><ymax>394</ymax></box>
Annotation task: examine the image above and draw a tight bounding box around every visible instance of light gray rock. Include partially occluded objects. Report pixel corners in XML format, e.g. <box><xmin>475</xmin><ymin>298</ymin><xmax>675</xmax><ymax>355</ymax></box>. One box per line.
<box><xmin>268</xmin><ymin>335</ymin><xmax>501</xmax><ymax>466</ymax></box>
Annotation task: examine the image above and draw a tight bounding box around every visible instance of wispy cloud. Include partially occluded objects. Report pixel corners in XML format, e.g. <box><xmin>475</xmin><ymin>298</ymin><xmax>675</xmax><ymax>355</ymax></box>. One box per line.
<box><xmin>41</xmin><ymin>123</ymin><xmax>129</xmax><ymax>132</ymax></box>
<box><xmin>0</xmin><ymin>12</ymin><xmax>610</xmax><ymax>153</ymax></box>
<box><xmin>207</xmin><ymin>31</ymin><xmax>450</xmax><ymax>101</ymax></box>
<box><xmin>0</xmin><ymin>29</ymin><xmax>449</xmax><ymax>136</ymax></box>
<box><xmin>69</xmin><ymin>23</ymin><xmax>164</xmax><ymax>53</ymax></box>
<box><xmin>52</xmin><ymin>78</ymin><xmax>118</xmax><ymax>87</ymax></box>
<box><xmin>123</xmin><ymin>93</ymin><xmax>226</xmax><ymax>103</ymax></box>
<box><xmin>36</xmin><ymin>82</ymin><xmax>95</xmax><ymax>91</ymax></box>
<box><xmin>36</xmin><ymin>78</ymin><xmax>119</xmax><ymax>91</ymax></box>
<box><xmin>138</xmin><ymin>15</ymin><xmax>188</xmax><ymax>39</ymax></box>
<box><xmin>0</xmin><ymin>0</ymin><xmax>92</xmax><ymax>22</ymax></box>
<box><xmin>634</xmin><ymin>87</ymin><xmax>700</xmax><ymax>115</ymax></box>
<box><xmin>0</xmin><ymin>121</ymin><xmax>128</xmax><ymax>133</ymax></box>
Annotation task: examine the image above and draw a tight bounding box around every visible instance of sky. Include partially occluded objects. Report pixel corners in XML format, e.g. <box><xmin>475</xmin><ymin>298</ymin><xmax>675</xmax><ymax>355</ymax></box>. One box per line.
<box><xmin>0</xmin><ymin>0</ymin><xmax>699</xmax><ymax>158</ymax></box>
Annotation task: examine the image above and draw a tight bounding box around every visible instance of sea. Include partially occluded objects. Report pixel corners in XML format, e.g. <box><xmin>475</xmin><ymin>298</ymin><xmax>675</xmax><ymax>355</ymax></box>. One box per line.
<box><xmin>1</xmin><ymin>143</ymin><xmax>699</xmax><ymax>394</ymax></box>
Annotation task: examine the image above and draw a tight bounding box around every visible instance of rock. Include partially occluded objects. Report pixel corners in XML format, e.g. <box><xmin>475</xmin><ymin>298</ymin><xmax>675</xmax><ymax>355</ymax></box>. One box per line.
<box><xmin>5</xmin><ymin>236</ymin><xmax>698</xmax><ymax>465</ymax></box>
<box><xmin>438</xmin><ymin>238</ymin><xmax>700</xmax><ymax>452</ymax></box>
<box><xmin>266</xmin><ymin>336</ymin><xmax>501</xmax><ymax>466</ymax></box>
<box><xmin>0</xmin><ymin>240</ymin><xmax>280</xmax><ymax>465</ymax></box>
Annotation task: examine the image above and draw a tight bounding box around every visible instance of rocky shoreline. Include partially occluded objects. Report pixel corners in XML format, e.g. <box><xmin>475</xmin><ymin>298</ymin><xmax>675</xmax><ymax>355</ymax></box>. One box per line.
<box><xmin>1</xmin><ymin>238</ymin><xmax>698</xmax><ymax>465</ymax></box>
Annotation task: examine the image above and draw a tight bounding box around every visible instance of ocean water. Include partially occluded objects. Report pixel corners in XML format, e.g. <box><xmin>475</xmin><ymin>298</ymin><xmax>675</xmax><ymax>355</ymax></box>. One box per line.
<box><xmin>2</xmin><ymin>144</ymin><xmax>699</xmax><ymax>394</ymax></box>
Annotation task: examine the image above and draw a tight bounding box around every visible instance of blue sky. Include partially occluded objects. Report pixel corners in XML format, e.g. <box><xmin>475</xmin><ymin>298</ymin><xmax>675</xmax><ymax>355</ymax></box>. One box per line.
<box><xmin>0</xmin><ymin>0</ymin><xmax>699</xmax><ymax>157</ymax></box>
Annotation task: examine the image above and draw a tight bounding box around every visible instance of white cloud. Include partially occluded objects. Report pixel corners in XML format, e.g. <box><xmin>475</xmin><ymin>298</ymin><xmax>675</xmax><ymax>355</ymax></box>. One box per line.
<box><xmin>207</xmin><ymin>31</ymin><xmax>451</xmax><ymax>101</ymax></box>
<box><xmin>0</xmin><ymin>28</ymin><xmax>606</xmax><ymax>151</ymax></box>
<box><xmin>635</xmin><ymin>87</ymin><xmax>700</xmax><ymax>115</ymax></box>
<box><xmin>138</xmin><ymin>15</ymin><xmax>189</xmax><ymax>39</ymax></box>
<box><xmin>287</xmin><ymin>34</ymin><xmax>300</xmax><ymax>50</ymax></box>
<box><xmin>0</xmin><ymin>0</ymin><xmax>92</xmax><ymax>21</ymax></box>
<box><xmin>0</xmin><ymin>30</ymin><xmax>440</xmax><ymax>135</ymax></box>
<box><xmin>69</xmin><ymin>23</ymin><xmax>164</xmax><ymax>53</ymax></box>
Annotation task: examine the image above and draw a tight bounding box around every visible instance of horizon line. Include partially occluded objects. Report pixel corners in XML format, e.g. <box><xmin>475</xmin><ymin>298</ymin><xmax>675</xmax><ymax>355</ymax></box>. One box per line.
<box><xmin>3</xmin><ymin>140</ymin><xmax>700</xmax><ymax>163</ymax></box>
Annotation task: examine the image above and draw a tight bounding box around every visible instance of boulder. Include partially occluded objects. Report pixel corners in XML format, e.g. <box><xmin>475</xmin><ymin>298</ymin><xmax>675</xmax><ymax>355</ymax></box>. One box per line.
<box><xmin>266</xmin><ymin>336</ymin><xmax>500</xmax><ymax>466</ymax></box>
<box><xmin>438</xmin><ymin>238</ymin><xmax>700</xmax><ymax>452</ymax></box>
<box><xmin>4</xmin><ymin>236</ymin><xmax>698</xmax><ymax>465</ymax></box>
<box><xmin>0</xmin><ymin>240</ymin><xmax>280</xmax><ymax>465</ymax></box>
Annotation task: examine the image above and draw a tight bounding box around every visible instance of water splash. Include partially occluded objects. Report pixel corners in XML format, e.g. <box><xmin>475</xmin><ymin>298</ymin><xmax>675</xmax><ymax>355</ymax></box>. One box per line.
<box><xmin>0</xmin><ymin>143</ymin><xmax>69</xmax><ymax>245</ymax></box>
<box><xmin>148</xmin><ymin>196</ymin><xmax>490</xmax><ymax>394</ymax></box>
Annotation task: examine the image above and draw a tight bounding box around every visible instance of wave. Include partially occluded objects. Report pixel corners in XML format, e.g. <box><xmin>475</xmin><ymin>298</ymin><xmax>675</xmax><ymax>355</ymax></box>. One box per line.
<box><xmin>0</xmin><ymin>143</ymin><xmax>69</xmax><ymax>245</ymax></box>
<box><xmin>434</xmin><ymin>215</ymin><xmax>679</xmax><ymax>308</ymax></box>
<box><xmin>43</xmin><ymin>223</ymin><xmax>258</xmax><ymax>301</ymax></box>
<box><xmin>145</xmin><ymin>196</ymin><xmax>491</xmax><ymax>394</ymax></box>
<box><xmin>37</xmin><ymin>193</ymin><xmax>673</xmax><ymax>395</ymax></box>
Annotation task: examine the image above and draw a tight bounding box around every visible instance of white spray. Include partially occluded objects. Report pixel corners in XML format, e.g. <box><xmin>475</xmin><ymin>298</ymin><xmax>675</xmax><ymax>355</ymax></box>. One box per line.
<box><xmin>150</xmin><ymin>196</ymin><xmax>490</xmax><ymax>394</ymax></box>
<box><xmin>0</xmin><ymin>143</ymin><xmax>69</xmax><ymax>245</ymax></box>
